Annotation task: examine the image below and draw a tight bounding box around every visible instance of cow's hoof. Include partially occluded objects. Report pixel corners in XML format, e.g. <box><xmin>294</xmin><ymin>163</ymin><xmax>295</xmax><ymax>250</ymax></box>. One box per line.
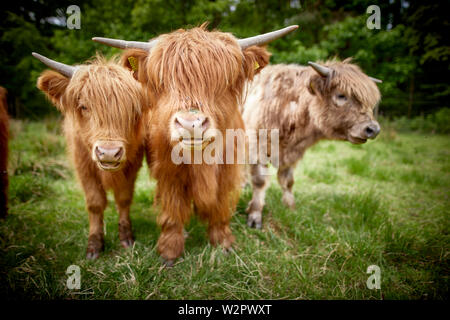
<box><xmin>120</xmin><ymin>238</ymin><xmax>134</xmax><ymax>249</ymax></box>
<box><xmin>282</xmin><ymin>192</ymin><xmax>296</xmax><ymax>210</ymax></box>
<box><xmin>86</xmin><ymin>235</ymin><xmax>104</xmax><ymax>260</ymax></box>
<box><xmin>161</xmin><ymin>258</ymin><xmax>175</xmax><ymax>268</ymax></box>
<box><xmin>86</xmin><ymin>250</ymin><xmax>100</xmax><ymax>260</ymax></box>
<box><xmin>247</xmin><ymin>212</ymin><xmax>262</xmax><ymax>229</ymax></box>
<box><xmin>222</xmin><ymin>246</ymin><xmax>234</xmax><ymax>255</ymax></box>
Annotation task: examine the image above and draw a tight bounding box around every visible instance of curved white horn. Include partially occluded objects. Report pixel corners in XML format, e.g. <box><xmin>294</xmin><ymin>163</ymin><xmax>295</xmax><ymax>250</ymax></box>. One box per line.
<box><xmin>308</xmin><ymin>61</ymin><xmax>331</xmax><ymax>77</ymax></box>
<box><xmin>32</xmin><ymin>52</ymin><xmax>77</xmax><ymax>78</ymax></box>
<box><xmin>238</xmin><ymin>25</ymin><xmax>299</xmax><ymax>49</ymax></box>
<box><xmin>92</xmin><ymin>37</ymin><xmax>158</xmax><ymax>51</ymax></box>
<box><xmin>369</xmin><ymin>76</ymin><xmax>382</xmax><ymax>83</ymax></box>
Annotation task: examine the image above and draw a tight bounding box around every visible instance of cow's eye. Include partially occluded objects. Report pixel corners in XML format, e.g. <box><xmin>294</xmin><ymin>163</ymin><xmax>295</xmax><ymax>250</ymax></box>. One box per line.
<box><xmin>79</xmin><ymin>105</ymin><xmax>89</xmax><ymax>116</ymax></box>
<box><xmin>337</xmin><ymin>94</ymin><xmax>347</xmax><ymax>100</ymax></box>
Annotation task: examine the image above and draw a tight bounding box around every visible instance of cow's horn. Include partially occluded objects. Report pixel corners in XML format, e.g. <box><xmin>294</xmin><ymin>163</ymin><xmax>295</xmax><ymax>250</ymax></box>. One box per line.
<box><xmin>32</xmin><ymin>52</ymin><xmax>77</xmax><ymax>78</ymax></box>
<box><xmin>93</xmin><ymin>25</ymin><xmax>298</xmax><ymax>51</ymax></box>
<box><xmin>308</xmin><ymin>61</ymin><xmax>331</xmax><ymax>77</ymax></box>
<box><xmin>238</xmin><ymin>25</ymin><xmax>299</xmax><ymax>49</ymax></box>
<box><xmin>369</xmin><ymin>76</ymin><xmax>383</xmax><ymax>83</ymax></box>
<box><xmin>92</xmin><ymin>37</ymin><xmax>158</xmax><ymax>51</ymax></box>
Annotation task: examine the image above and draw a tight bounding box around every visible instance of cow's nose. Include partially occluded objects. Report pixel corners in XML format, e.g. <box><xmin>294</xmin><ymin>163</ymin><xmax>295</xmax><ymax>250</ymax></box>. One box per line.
<box><xmin>174</xmin><ymin>111</ymin><xmax>210</xmax><ymax>135</ymax></box>
<box><xmin>364</xmin><ymin>122</ymin><xmax>381</xmax><ymax>139</ymax></box>
<box><xmin>95</xmin><ymin>145</ymin><xmax>124</xmax><ymax>162</ymax></box>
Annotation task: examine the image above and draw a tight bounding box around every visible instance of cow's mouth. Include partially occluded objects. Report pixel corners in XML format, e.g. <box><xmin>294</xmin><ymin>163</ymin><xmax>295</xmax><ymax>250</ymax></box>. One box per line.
<box><xmin>348</xmin><ymin>135</ymin><xmax>367</xmax><ymax>144</ymax></box>
<box><xmin>180</xmin><ymin>137</ymin><xmax>214</xmax><ymax>150</ymax></box>
<box><xmin>97</xmin><ymin>161</ymin><xmax>122</xmax><ymax>171</ymax></box>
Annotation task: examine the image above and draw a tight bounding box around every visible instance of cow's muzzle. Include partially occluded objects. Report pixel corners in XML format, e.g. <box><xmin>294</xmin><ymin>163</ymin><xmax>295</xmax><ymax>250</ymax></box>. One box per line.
<box><xmin>92</xmin><ymin>140</ymin><xmax>126</xmax><ymax>171</ymax></box>
<box><xmin>171</xmin><ymin>110</ymin><xmax>215</xmax><ymax>150</ymax></box>
<box><xmin>348</xmin><ymin>120</ymin><xmax>381</xmax><ymax>144</ymax></box>
<box><xmin>363</xmin><ymin>122</ymin><xmax>381</xmax><ymax>139</ymax></box>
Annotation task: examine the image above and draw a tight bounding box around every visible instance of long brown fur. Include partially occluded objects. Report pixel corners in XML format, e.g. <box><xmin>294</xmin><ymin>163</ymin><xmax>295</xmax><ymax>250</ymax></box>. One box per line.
<box><xmin>0</xmin><ymin>86</ymin><xmax>8</xmax><ymax>218</ymax></box>
<box><xmin>121</xmin><ymin>24</ymin><xmax>271</xmax><ymax>262</ymax></box>
<box><xmin>243</xmin><ymin>59</ymin><xmax>381</xmax><ymax>228</ymax></box>
<box><xmin>36</xmin><ymin>56</ymin><xmax>149</xmax><ymax>258</ymax></box>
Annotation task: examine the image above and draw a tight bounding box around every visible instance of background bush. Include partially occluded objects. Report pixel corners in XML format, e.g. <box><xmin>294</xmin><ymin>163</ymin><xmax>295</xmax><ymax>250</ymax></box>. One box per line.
<box><xmin>386</xmin><ymin>108</ymin><xmax>450</xmax><ymax>134</ymax></box>
<box><xmin>0</xmin><ymin>0</ymin><xmax>449</xmax><ymax>121</ymax></box>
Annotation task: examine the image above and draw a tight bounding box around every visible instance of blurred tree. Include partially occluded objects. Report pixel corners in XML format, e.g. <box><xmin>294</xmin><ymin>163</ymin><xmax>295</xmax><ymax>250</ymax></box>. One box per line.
<box><xmin>0</xmin><ymin>0</ymin><xmax>448</xmax><ymax>119</ymax></box>
<box><xmin>0</xmin><ymin>0</ymin><xmax>91</xmax><ymax>117</ymax></box>
<box><xmin>403</xmin><ymin>0</ymin><xmax>450</xmax><ymax>116</ymax></box>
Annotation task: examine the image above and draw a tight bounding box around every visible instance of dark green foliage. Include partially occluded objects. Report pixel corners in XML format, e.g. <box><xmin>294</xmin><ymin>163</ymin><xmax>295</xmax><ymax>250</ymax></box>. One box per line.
<box><xmin>0</xmin><ymin>0</ymin><xmax>448</xmax><ymax>119</ymax></box>
<box><xmin>390</xmin><ymin>108</ymin><xmax>450</xmax><ymax>134</ymax></box>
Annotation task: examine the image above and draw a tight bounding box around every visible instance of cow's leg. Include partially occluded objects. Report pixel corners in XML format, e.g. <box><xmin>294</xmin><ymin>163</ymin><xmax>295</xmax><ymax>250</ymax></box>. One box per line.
<box><xmin>277</xmin><ymin>166</ymin><xmax>296</xmax><ymax>209</ymax></box>
<box><xmin>157</xmin><ymin>184</ymin><xmax>191</xmax><ymax>266</ymax></box>
<box><xmin>195</xmin><ymin>198</ymin><xmax>235</xmax><ymax>252</ymax></box>
<box><xmin>241</xmin><ymin>164</ymin><xmax>251</xmax><ymax>189</ymax></box>
<box><xmin>209</xmin><ymin>221</ymin><xmax>234</xmax><ymax>253</ymax></box>
<box><xmin>113</xmin><ymin>182</ymin><xmax>135</xmax><ymax>249</ymax></box>
<box><xmin>113</xmin><ymin>148</ymin><xmax>142</xmax><ymax>249</ymax></box>
<box><xmin>83</xmin><ymin>181</ymin><xmax>107</xmax><ymax>260</ymax></box>
<box><xmin>246</xmin><ymin>163</ymin><xmax>270</xmax><ymax>229</ymax></box>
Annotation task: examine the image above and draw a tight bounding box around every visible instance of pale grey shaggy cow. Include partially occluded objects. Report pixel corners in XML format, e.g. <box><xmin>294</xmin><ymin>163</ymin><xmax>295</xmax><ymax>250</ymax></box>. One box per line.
<box><xmin>243</xmin><ymin>59</ymin><xmax>382</xmax><ymax>228</ymax></box>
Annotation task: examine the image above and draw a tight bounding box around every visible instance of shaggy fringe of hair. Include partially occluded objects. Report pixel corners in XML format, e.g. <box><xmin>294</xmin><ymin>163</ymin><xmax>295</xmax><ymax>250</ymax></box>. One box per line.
<box><xmin>63</xmin><ymin>54</ymin><xmax>148</xmax><ymax>144</ymax></box>
<box><xmin>144</xmin><ymin>24</ymin><xmax>268</xmax><ymax>114</ymax></box>
<box><xmin>314</xmin><ymin>58</ymin><xmax>381</xmax><ymax>110</ymax></box>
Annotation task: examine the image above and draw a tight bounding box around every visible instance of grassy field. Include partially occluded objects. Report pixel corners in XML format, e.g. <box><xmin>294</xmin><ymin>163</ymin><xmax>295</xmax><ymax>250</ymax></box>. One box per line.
<box><xmin>0</xmin><ymin>118</ymin><xmax>448</xmax><ymax>300</ymax></box>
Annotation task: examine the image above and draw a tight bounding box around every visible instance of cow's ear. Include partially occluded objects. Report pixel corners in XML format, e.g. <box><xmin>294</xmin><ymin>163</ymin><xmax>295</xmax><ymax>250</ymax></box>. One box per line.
<box><xmin>307</xmin><ymin>78</ymin><xmax>317</xmax><ymax>95</ymax></box>
<box><xmin>37</xmin><ymin>70</ymin><xmax>70</xmax><ymax>111</ymax></box>
<box><xmin>242</xmin><ymin>46</ymin><xmax>271</xmax><ymax>80</ymax></box>
<box><xmin>308</xmin><ymin>74</ymin><xmax>327</xmax><ymax>96</ymax></box>
<box><xmin>120</xmin><ymin>49</ymin><xmax>149</xmax><ymax>83</ymax></box>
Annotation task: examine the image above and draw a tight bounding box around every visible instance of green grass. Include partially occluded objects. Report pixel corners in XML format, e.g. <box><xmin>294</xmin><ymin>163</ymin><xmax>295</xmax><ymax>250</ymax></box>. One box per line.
<box><xmin>1</xmin><ymin>118</ymin><xmax>449</xmax><ymax>299</ymax></box>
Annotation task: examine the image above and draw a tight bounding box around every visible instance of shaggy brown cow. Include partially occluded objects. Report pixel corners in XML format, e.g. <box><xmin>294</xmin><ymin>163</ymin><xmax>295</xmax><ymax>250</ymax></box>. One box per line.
<box><xmin>243</xmin><ymin>59</ymin><xmax>382</xmax><ymax>228</ymax></box>
<box><xmin>0</xmin><ymin>86</ymin><xmax>8</xmax><ymax>218</ymax></box>
<box><xmin>33</xmin><ymin>53</ymin><xmax>149</xmax><ymax>259</ymax></box>
<box><xmin>93</xmin><ymin>24</ymin><xmax>298</xmax><ymax>265</ymax></box>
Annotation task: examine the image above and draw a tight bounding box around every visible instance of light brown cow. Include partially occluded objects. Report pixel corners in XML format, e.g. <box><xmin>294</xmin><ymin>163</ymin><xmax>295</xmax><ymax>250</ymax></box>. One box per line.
<box><xmin>243</xmin><ymin>59</ymin><xmax>382</xmax><ymax>228</ymax></box>
<box><xmin>33</xmin><ymin>53</ymin><xmax>149</xmax><ymax>259</ymax></box>
<box><xmin>0</xmin><ymin>86</ymin><xmax>8</xmax><ymax>219</ymax></box>
<box><xmin>93</xmin><ymin>24</ymin><xmax>298</xmax><ymax>265</ymax></box>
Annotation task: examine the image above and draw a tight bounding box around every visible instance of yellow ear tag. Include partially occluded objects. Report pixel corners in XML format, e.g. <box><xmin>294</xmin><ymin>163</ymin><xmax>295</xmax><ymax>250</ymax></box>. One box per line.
<box><xmin>128</xmin><ymin>56</ymin><xmax>138</xmax><ymax>72</ymax></box>
<box><xmin>254</xmin><ymin>61</ymin><xmax>260</xmax><ymax>70</ymax></box>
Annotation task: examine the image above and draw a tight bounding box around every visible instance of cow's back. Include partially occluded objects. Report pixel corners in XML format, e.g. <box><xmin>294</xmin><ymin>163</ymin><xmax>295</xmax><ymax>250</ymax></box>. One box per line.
<box><xmin>242</xmin><ymin>64</ymin><xmax>322</xmax><ymax>167</ymax></box>
<box><xmin>242</xmin><ymin>64</ymin><xmax>312</xmax><ymax>131</ymax></box>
